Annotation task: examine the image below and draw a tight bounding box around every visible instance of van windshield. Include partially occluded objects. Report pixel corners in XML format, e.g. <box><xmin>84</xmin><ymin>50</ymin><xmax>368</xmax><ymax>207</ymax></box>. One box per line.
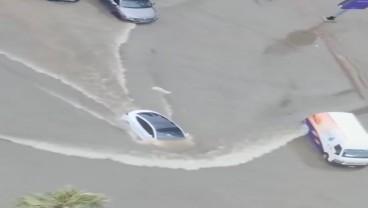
<box><xmin>342</xmin><ymin>149</ymin><xmax>368</xmax><ymax>158</ymax></box>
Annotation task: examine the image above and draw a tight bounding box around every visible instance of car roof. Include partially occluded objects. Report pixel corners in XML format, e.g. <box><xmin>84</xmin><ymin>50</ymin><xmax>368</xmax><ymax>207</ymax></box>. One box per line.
<box><xmin>312</xmin><ymin>112</ymin><xmax>368</xmax><ymax>149</ymax></box>
<box><xmin>137</xmin><ymin>112</ymin><xmax>179</xmax><ymax>130</ymax></box>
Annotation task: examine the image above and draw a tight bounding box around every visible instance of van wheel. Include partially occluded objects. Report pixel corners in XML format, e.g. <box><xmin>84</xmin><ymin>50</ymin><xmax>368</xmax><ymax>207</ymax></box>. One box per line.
<box><xmin>323</xmin><ymin>153</ymin><xmax>329</xmax><ymax>161</ymax></box>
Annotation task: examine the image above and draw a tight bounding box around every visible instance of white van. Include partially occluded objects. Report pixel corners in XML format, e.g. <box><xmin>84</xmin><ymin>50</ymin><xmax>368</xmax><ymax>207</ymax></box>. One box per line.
<box><xmin>304</xmin><ymin>112</ymin><xmax>368</xmax><ymax>167</ymax></box>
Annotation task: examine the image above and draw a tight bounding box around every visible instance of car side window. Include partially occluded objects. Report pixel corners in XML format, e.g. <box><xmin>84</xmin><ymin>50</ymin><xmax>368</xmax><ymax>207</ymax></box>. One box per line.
<box><xmin>136</xmin><ymin>117</ymin><xmax>154</xmax><ymax>137</ymax></box>
<box><xmin>334</xmin><ymin>144</ymin><xmax>342</xmax><ymax>155</ymax></box>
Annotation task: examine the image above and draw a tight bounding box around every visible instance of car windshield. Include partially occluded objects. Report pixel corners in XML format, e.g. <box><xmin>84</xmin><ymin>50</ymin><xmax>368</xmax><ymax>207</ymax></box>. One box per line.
<box><xmin>156</xmin><ymin>127</ymin><xmax>185</xmax><ymax>140</ymax></box>
<box><xmin>121</xmin><ymin>0</ymin><xmax>152</xmax><ymax>8</ymax></box>
<box><xmin>342</xmin><ymin>149</ymin><xmax>368</xmax><ymax>158</ymax></box>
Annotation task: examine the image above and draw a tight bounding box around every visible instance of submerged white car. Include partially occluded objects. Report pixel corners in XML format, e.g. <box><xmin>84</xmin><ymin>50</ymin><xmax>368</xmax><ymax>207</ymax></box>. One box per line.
<box><xmin>100</xmin><ymin>0</ymin><xmax>158</xmax><ymax>24</ymax></box>
<box><xmin>304</xmin><ymin>112</ymin><xmax>368</xmax><ymax>167</ymax></box>
<box><xmin>122</xmin><ymin>110</ymin><xmax>189</xmax><ymax>144</ymax></box>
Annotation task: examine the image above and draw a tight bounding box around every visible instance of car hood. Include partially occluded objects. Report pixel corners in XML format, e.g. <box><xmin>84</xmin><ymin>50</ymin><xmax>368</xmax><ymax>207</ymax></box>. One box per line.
<box><xmin>120</xmin><ymin>7</ymin><xmax>157</xmax><ymax>19</ymax></box>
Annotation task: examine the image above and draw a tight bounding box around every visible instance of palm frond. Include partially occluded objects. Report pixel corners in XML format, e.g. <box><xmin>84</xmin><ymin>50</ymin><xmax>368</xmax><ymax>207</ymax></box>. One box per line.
<box><xmin>15</xmin><ymin>186</ymin><xmax>108</xmax><ymax>208</ymax></box>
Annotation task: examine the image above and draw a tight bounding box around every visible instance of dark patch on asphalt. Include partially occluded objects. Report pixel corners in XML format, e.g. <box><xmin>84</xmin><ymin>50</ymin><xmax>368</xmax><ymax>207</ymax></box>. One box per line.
<box><xmin>150</xmin><ymin>48</ymin><xmax>157</xmax><ymax>55</ymax></box>
<box><xmin>285</xmin><ymin>30</ymin><xmax>317</xmax><ymax>46</ymax></box>
<box><xmin>254</xmin><ymin>0</ymin><xmax>275</xmax><ymax>5</ymax></box>
<box><xmin>264</xmin><ymin>29</ymin><xmax>317</xmax><ymax>55</ymax></box>
<box><xmin>263</xmin><ymin>41</ymin><xmax>295</xmax><ymax>55</ymax></box>
<box><xmin>279</xmin><ymin>96</ymin><xmax>292</xmax><ymax>108</ymax></box>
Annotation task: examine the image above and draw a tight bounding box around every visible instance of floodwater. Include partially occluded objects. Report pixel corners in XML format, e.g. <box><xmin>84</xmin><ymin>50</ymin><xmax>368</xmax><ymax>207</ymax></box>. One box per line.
<box><xmin>0</xmin><ymin>0</ymin><xmax>366</xmax><ymax>170</ymax></box>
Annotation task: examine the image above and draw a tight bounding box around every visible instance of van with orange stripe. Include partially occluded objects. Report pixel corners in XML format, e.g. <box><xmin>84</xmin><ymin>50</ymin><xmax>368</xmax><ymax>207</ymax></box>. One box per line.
<box><xmin>304</xmin><ymin>112</ymin><xmax>368</xmax><ymax>167</ymax></box>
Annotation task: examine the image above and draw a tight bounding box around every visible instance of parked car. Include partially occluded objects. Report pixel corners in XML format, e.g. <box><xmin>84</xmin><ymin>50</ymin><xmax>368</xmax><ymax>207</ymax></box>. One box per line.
<box><xmin>100</xmin><ymin>0</ymin><xmax>158</xmax><ymax>24</ymax></box>
<box><xmin>122</xmin><ymin>110</ymin><xmax>190</xmax><ymax>145</ymax></box>
<box><xmin>47</xmin><ymin>0</ymin><xmax>79</xmax><ymax>2</ymax></box>
<box><xmin>304</xmin><ymin>112</ymin><xmax>368</xmax><ymax>167</ymax></box>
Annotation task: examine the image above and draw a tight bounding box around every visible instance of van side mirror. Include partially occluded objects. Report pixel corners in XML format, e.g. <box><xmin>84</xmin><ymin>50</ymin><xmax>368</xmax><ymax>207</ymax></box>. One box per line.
<box><xmin>333</xmin><ymin>144</ymin><xmax>342</xmax><ymax>155</ymax></box>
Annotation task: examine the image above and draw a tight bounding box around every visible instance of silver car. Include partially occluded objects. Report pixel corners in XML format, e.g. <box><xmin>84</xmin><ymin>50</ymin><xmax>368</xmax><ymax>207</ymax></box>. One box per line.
<box><xmin>101</xmin><ymin>0</ymin><xmax>158</xmax><ymax>24</ymax></box>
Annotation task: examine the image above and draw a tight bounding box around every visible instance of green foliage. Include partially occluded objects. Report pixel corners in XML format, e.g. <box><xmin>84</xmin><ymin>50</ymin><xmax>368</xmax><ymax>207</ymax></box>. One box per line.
<box><xmin>15</xmin><ymin>186</ymin><xmax>108</xmax><ymax>208</ymax></box>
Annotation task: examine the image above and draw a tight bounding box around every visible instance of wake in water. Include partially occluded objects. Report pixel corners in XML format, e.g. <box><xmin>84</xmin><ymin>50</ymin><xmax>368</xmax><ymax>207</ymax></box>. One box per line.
<box><xmin>0</xmin><ymin>51</ymin><xmax>310</xmax><ymax>170</ymax></box>
<box><xmin>0</xmin><ymin>0</ymin><xmax>136</xmax><ymax>115</ymax></box>
<box><xmin>0</xmin><ymin>127</ymin><xmax>306</xmax><ymax>170</ymax></box>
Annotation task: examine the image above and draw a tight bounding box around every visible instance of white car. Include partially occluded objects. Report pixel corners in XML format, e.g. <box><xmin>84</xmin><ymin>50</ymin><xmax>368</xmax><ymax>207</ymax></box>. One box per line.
<box><xmin>122</xmin><ymin>110</ymin><xmax>189</xmax><ymax>144</ymax></box>
<box><xmin>304</xmin><ymin>112</ymin><xmax>368</xmax><ymax>167</ymax></box>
